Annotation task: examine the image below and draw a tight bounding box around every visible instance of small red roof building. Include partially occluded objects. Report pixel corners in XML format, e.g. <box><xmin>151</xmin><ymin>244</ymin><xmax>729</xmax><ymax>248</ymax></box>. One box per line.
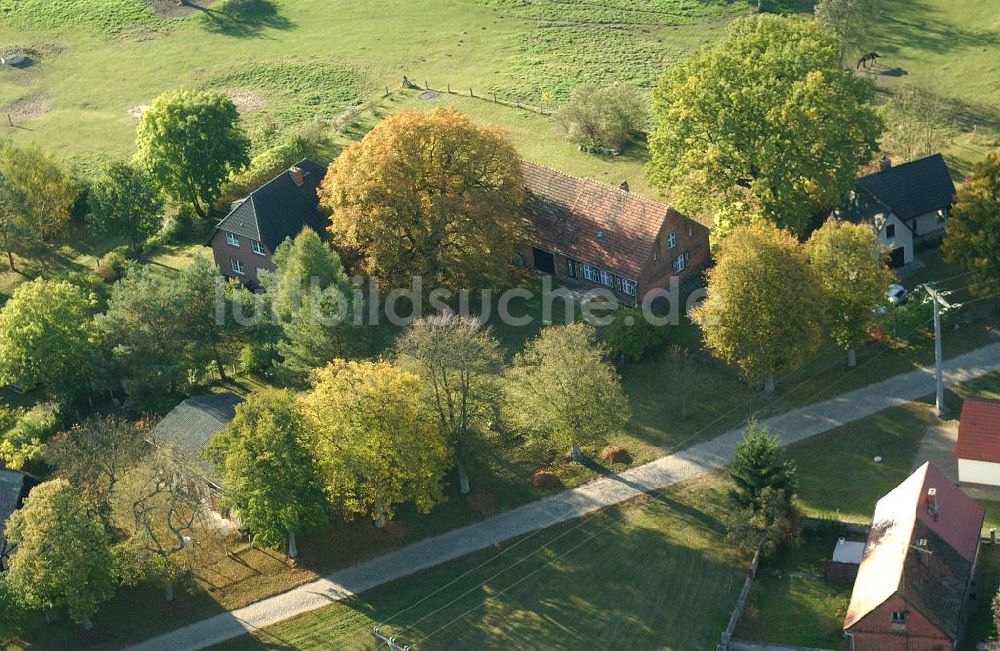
<box><xmin>844</xmin><ymin>462</ymin><xmax>984</xmax><ymax>650</ymax></box>
<box><xmin>955</xmin><ymin>398</ymin><xmax>1000</xmax><ymax>464</ymax></box>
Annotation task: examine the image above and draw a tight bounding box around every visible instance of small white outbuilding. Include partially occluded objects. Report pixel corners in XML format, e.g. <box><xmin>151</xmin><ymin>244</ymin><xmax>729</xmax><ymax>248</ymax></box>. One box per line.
<box><xmin>954</xmin><ymin>398</ymin><xmax>1000</xmax><ymax>487</ymax></box>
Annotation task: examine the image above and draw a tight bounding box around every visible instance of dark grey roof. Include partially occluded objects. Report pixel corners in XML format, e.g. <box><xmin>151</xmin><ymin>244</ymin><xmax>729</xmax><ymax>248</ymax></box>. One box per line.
<box><xmin>855</xmin><ymin>154</ymin><xmax>956</xmax><ymax>221</ymax></box>
<box><xmin>1</xmin><ymin>468</ymin><xmax>28</xmax><ymax>556</ymax></box>
<box><xmin>151</xmin><ymin>392</ymin><xmax>243</xmax><ymax>486</ymax></box>
<box><xmin>215</xmin><ymin>159</ymin><xmax>329</xmax><ymax>252</ymax></box>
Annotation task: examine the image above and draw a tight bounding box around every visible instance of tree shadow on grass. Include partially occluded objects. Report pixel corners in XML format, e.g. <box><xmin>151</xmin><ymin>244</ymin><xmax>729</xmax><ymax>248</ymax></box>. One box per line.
<box><xmin>875</xmin><ymin>0</ymin><xmax>999</xmax><ymax>56</ymax></box>
<box><xmin>197</xmin><ymin>0</ymin><xmax>294</xmax><ymax>38</ymax></box>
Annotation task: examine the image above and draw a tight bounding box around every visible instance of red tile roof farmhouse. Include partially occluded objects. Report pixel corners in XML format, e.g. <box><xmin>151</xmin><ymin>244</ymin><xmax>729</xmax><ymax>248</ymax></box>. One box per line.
<box><xmin>955</xmin><ymin>398</ymin><xmax>1000</xmax><ymax>463</ymax></box>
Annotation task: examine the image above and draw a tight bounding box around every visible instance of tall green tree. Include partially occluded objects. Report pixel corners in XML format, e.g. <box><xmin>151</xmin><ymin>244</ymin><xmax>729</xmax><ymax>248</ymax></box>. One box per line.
<box><xmin>98</xmin><ymin>257</ymin><xmax>236</xmax><ymax>403</ymax></box>
<box><xmin>260</xmin><ymin>228</ymin><xmax>359</xmax><ymax>384</ymax></box>
<box><xmin>944</xmin><ymin>151</ymin><xmax>1000</xmax><ymax>296</ymax></box>
<box><xmin>299</xmin><ymin>360</ymin><xmax>451</xmax><ymax>525</ymax></box>
<box><xmin>729</xmin><ymin>422</ymin><xmax>798</xmax><ymax>509</ymax></box>
<box><xmin>691</xmin><ymin>221</ymin><xmax>824</xmax><ymax>394</ymax></box>
<box><xmin>134</xmin><ymin>90</ymin><xmax>250</xmax><ymax>217</ymax></box>
<box><xmin>0</xmin><ymin>575</ymin><xmax>26</xmax><ymax>643</ymax></box>
<box><xmin>0</xmin><ymin>278</ymin><xmax>97</xmax><ymax>400</ymax></box>
<box><xmin>396</xmin><ymin>312</ymin><xmax>503</xmax><ymax>494</ymax></box>
<box><xmin>320</xmin><ymin>108</ymin><xmax>527</xmax><ymax>293</ymax></box>
<box><xmin>4</xmin><ymin>480</ymin><xmax>116</xmax><ymax>630</ymax></box>
<box><xmin>814</xmin><ymin>0</ymin><xmax>880</xmax><ymax>63</ymax></box>
<box><xmin>204</xmin><ymin>388</ymin><xmax>327</xmax><ymax>557</ymax></box>
<box><xmin>87</xmin><ymin>161</ymin><xmax>165</xmax><ymax>257</ymax></box>
<box><xmin>504</xmin><ymin>323</ymin><xmax>630</xmax><ymax>462</ymax></box>
<box><xmin>646</xmin><ymin>15</ymin><xmax>881</xmax><ymax>240</ymax></box>
<box><xmin>806</xmin><ymin>220</ymin><xmax>893</xmax><ymax>367</ymax></box>
<box><xmin>0</xmin><ymin>143</ymin><xmax>77</xmax><ymax>271</ymax></box>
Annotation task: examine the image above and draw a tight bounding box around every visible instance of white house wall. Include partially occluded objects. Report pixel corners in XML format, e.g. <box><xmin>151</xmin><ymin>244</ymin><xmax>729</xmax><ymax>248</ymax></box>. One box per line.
<box><xmin>877</xmin><ymin>212</ymin><xmax>914</xmax><ymax>265</ymax></box>
<box><xmin>958</xmin><ymin>458</ymin><xmax>1000</xmax><ymax>487</ymax></box>
<box><xmin>907</xmin><ymin>210</ymin><xmax>947</xmax><ymax>239</ymax></box>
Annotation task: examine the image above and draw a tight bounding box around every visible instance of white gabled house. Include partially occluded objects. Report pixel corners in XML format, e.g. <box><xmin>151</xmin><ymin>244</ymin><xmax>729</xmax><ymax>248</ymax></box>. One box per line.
<box><xmin>839</xmin><ymin>153</ymin><xmax>956</xmax><ymax>268</ymax></box>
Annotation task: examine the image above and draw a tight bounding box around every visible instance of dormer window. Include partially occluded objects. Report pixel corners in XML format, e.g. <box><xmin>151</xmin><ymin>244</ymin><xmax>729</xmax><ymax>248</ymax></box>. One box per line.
<box><xmin>226</xmin><ymin>232</ymin><xmax>240</xmax><ymax>247</ymax></box>
<box><xmin>251</xmin><ymin>241</ymin><xmax>266</xmax><ymax>256</ymax></box>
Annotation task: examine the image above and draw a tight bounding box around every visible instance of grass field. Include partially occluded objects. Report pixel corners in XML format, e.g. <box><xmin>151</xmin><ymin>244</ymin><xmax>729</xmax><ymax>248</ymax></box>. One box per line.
<box><xmin>209</xmin><ymin>474</ymin><xmax>745</xmax><ymax>651</ymax></box>
<box><xmin>2</xmin><ymin>0</ymin><xmax>996</xmax><ymax>180</ymax></box>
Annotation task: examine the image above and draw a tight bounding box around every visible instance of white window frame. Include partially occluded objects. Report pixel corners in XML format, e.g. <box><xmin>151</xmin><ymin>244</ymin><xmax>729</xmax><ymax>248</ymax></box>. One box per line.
<box><xmin>622</xmin><ymin>280</ymin><xmax>637</xmax><ymax>296</ymax></box>
<box><xmin>231</xmin><ymin>258</ymin><xmax>245</xmax><ymax>275</ymax></box>
<box><xmin>251</xmin><ymin>240</ymin><xmax>266</xmax><ymax>256</ymax></box>
<box><xmin>890</xmin><ymin>610</ymin><xmax>907</xmax><ymax>624</ymax></box>
<box><xmin>255</xmin><ymin>267</ymin><xmax>266</xmax><ymax>277</ymax></box>
<box><xmin>226</xmin><ymin>232</ymin><xmax>240</xmax><ymax>247</ymax></box>
<box><xmin>567</xmin><ymin>259</ymin><xmax>577</xmax><ymax>278</ymax></box>
<box><xmin>667</xmin><ymin>231</ymin><xmax>677</xmax><ymax>249</ymax></box>
<box><xmin>599</xmin><ymin>269</ymin><xmax>613</xmax><ymax>287</ymax></box>
<box><xmin>672</xmin><ymin>251</ymin><xmax>690</xmax><ymax>275</ymax></box>
<box><xmin>581</xmin><ymin>263</ymin><xmax>599</xmax><ymax>283</ymax></box>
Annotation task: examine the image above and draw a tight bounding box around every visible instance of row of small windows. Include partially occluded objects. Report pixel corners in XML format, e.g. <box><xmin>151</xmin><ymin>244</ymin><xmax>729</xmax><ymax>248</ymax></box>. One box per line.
<box><xmin>226</xmin><ymin>232</ymin><xmax>266</xmax><ymax>256</ymax></box>
<box><xmin>230</xmin><ymin>258</ymin><xmax>266</xmax><ymax>277</ymax></box>
<box><xmin>567</xmin><ymin>259</ymin><xmax>637</xmax><ymax>296</ymax></box>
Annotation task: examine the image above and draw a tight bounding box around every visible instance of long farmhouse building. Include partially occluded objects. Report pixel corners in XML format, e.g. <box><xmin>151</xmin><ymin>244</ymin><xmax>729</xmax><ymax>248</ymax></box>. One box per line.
<box><xmin>517</xmin><ymin>161</ymin><xmax>710</xmax><ymax>303</ymax></box>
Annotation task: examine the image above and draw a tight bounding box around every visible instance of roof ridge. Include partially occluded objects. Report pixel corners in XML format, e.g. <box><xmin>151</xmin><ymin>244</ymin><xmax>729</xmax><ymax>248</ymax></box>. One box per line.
<box><xmin>519</xmin><ymin>159</ymin><xmax>671</xmax><ymax>212</ymax></box>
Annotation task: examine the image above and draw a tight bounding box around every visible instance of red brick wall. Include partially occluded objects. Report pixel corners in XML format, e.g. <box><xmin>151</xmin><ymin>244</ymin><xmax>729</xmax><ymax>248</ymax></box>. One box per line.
<box><xmin>210</xmin><ymin>230</ymin><xmax>276</xmax><ymax>285</ymax></box>
<box><xmin>848</xmin><ymin>594</ymin><xmax>954</xmax><ymax>651</ymax></box>
<box><xmin>637</xmin><ymin>212</ymin><xmax>711</xmax><ymax>296</ymax></box>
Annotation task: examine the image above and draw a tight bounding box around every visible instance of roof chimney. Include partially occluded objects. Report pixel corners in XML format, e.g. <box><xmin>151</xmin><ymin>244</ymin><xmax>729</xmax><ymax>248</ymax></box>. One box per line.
<box><xmin>619</xmin><ymin>180</ymin><xmax>630</xmax><ymax>192</ymax></box>
<box><xmin>926</xmin><ymin>487</ymin><xmax>938</xmax><ymax>520</ymax></box>
<box><xmin>879</xmin><ymin>155</ymin><xmax>891</xmax><ymax>172</ymax></box>
<box><xmin>289</xmin><ymin>165</ymin><xmax>304</xmax><ymax>187</ymax></box>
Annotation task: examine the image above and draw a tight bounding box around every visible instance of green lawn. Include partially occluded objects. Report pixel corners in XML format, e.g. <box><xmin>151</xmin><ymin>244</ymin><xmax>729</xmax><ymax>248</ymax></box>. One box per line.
<box><xmin>735</xmin><ymin>525</ymin><xmax>854</xmax><ymax>650</ymax></box>
<box><xmin>4</xmin><ymin>0</ymin><xmax>996</xmax><ymax>180</ymax></box>
<box><xmin>209</xmin><ymin>474</ymin><xmax>744</xmax><ymax>651</ymax></box>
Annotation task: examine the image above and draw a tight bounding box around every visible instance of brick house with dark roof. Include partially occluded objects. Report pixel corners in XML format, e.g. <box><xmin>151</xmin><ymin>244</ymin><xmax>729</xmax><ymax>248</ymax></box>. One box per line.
<box><xmin>955</xmin><ymin>398</ymin><xmax>1000</xmax><ymax>487</ymax></box>
<box><xmin>844</xmin><ymin>462</ymin><xmax>984</xmax><ymax>651</ymax></box>
<box><xmin>517</xmin><ymin>161</ymin><xmax>710</xmax><ymax>304</ymax></box>
<box><xmin>211</xmin><ymin>159</ymin><xmax>329</xmax><ymax>289</ymax></box>
<box><xmin>840</xmin><ymin>153</ymin><xmax>956</xmax><ymax>268</ymax></box>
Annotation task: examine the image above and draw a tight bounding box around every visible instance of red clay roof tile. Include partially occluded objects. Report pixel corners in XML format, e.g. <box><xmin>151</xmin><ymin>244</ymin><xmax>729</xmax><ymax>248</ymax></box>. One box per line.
<box><xmin>955</xmin><ymin>399</ymin><xmax>1000</xmax><ymax>464</ymax></box>
<box><xmin>520</xmin><ymin>161</ymin><xmax>681</xmax><ymax>279</ymax></box>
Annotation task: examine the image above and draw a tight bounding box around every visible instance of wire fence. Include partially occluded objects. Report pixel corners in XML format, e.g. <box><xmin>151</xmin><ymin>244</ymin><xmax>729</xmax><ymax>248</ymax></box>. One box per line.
<box><xmin>387</xmin><ymin>75</ymin><xmax>553</xmax><ymax>116</ymax></box>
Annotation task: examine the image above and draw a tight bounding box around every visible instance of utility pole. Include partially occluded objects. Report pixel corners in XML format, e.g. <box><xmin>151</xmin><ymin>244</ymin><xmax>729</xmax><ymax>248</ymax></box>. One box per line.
<box><xmin>925</xmin><ymin>286</ymin><xmax>952</xmax><ymax>418</ymax></box>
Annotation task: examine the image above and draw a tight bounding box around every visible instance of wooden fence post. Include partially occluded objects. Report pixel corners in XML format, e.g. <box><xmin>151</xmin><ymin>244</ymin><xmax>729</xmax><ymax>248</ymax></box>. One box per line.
<box><xmin>470</xmin><ymin>88</ymin><xmax>474</xmax><ymax>97</ymax></box>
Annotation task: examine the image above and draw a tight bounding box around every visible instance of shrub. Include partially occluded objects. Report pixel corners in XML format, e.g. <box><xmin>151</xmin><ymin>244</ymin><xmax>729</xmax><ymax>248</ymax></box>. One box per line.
<box><xmin>238</xmin><ymin>342</ymin><xmax>278</xmax><ymax>377</ymax></box>
<box><xmin>531</xmin><ymin>470</ymin><xmax>563</xmax><ymax>489</ymax></box>
<box><xmin>217</xmin><ymin>135</ymin><xmax>314</xmax><ymax>209</ymax></box>
<box><xmin>603</xmin><ymin>308</ymin><xmax>666</xmax><ymax>361</ymax></box>
<box><xmin>0</xmin><ymin>402</ymin><xmax>61</xmax><ymax>471</ymax></box>
<box><xmin>97</xmin><ymin>248</ymin><xmax>129</xmax><ymax>283</ymax></box>
<box><xmin>557</xmin><ymin>83</ymin><xmax>647</xmax><ymax>152</ymax></box>
<box><xmin>600</xmin><ymin>445</ymin><xmax>631</xmax><ymax>464</ymax></box>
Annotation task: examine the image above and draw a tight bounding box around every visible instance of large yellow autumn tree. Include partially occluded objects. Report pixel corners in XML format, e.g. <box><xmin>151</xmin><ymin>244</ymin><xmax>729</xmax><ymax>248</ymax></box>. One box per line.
<box><xmin>319</xmin><ymin>108</ymin><xmax>527</xmax><ymax>293</ymax></box>
<box><xmin>691</xmin><ymin>222</ymin><xmax>824</xmax><ymax>394</ymax></box>
<box><xmin>298</xmin><ymin>360</ymin><xmax>451</xmax><ymax>525</ymax></box>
